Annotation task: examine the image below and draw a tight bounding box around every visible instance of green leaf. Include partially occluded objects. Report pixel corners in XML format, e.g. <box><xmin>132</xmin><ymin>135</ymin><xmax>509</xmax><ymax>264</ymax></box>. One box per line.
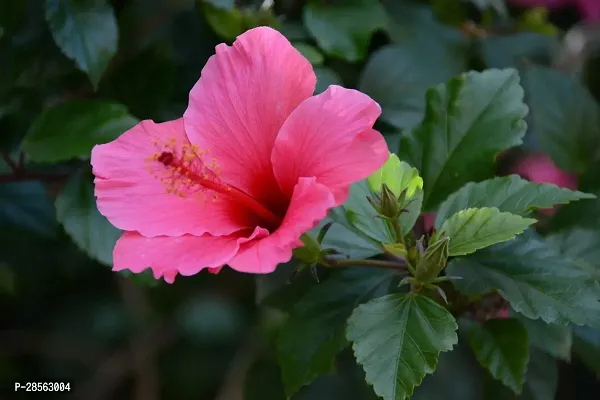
<box><xmin>434</xmin><ymin>175</ymin><xmax>595</xmax><ymax>228</ymax></box>
<box><xmin>447</xmin><ymin>235</ymin><xmax>600</xmax><ymax>328</ymax></box>
<box><xmin>314</xmin><ymin>67</ymin><xmax>342</xmax><ymax>95</ymax></box>
<box><xmin>118</xmin><ymin>269</ymin><xmax>159</xmax><ymax>287</ymax></box>
<box><xmin>293</xmin><ymin>43</ymin><xmax>324</xmax><ymax>66</ymax></box>
<box><xmin>330</xmin><ymin>180</ymin><xmax>393</xmax><ymax>245</ymax></box>
<box><xmin>0</xmin><ymin>263</ymin><xmax>16</xmax><ymax>295</ymax></box>
<box><xmin>549</xmin><ymin>189</ymin><xmax>600</xmax><ymax>231</ymax></box>
<box><xmin>470</xmin><ymin>0</ymin><xmax>507</xmax><ymax>15</ymax></box>
<box><xmin>98</xmin><ymin>45</ymin><xmax>175</xmax><ymax>120</ymax></box>
<box><xmin>0</xmin><ymin>182</ymin><xmax>57</xmax><ymax>237</ymax></box>
<box><xmin>546</xmin><ymin>228</ymin><xmax>600</xmax><ymax>269</ymax></box>
<box><xmin>347</xmin><ymin>293</ymin><xmax>458</xmax><ymax>400</ymax></box>
<box><xmin>479</xmin><ymin>33</ymin><xmax>558</xmax><ymax>70</ymax></box>
<box><xmin>399</xmin><ymin>69</ymin><xmax>528</xmax><ymax>210</ymax></box>
<box><xmin>572</xmin><ymin>325</ymin><xmax>600</xmax><ymax>374</ymax></box>
<box><xmin>202</xmin><ymin>2</ymin><xmax>244</xmax><ymax>40</ymax></box>
<box><xmin>45</xmin><ymin>0</ymin><xmax>118</xmax><ymax>88</ymax></box>
<box><xmin>483</xmin><ymin>349</ymin><xmax>558</xmax><ymax>400</ymax></box>
<box><xmin>303</xmin><ymin>0</ymin><xmax>386</xmax><ymax>62</ymax></box>
<box><xmin>277</xmin><ymin>268</ymin><xmax>394</xmax><ymax>397</ymax></box>
<box><xmin>245</xmin><ymin>358</ymin><xmax>286</xmax><ymax>400</ymax></box>
<box><xmin>359</xmin><ymin>43</ymin><xmax>465</xmax><ymax>131</ymax></box>
<box><xmin>23</xmin><ymin>100</ymin><xmax>138</xmax><ymax>163</ymax></box>
<box><xmin>439</xmin><ymin>207</ymin><xmax>536</xmax><ymax>256</ymax></box>
<box><xmin>514</xmin><ymin>313</ymin><xmax>571</xmax><ymax>361</ymax></box>
<box><xmin>55</xmin><ymin>168</ymin><xmax>121</xmax><ymax>266</ymax></box>
<box><xmin>468</xmin><ymin>318</ymin><xmax>530</xmax><ymax>393</ymax></box>
<box><xmin>311</xmin><ymin>217</ymin><xmax>382</xmax><ymax>259</ymax></box>
<box><xmin>523</xmin><ymin>65</ymin><xmax>600</xmax><ymax>173</ymax></box>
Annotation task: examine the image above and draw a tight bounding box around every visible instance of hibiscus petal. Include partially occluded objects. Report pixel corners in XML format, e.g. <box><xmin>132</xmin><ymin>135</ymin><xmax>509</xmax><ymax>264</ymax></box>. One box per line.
<box><xmin>183</xmin><ymin>26</ymin><xmax>316</xmax><ymax>211</ymax></box>
<box><xmin>271</xmin><ymin>85</ymin><xmax>388</xmax><ymax>206</ymax></box>
<box><xmin>113</xmin><ymin>227</ymin><xmax>268</xmax><ymax>282</ymax></box>
<box><xmin>92</xmin><ymin>118</ymin><xmax>255</xmax><ymax>237</ymax></box>
<box><xmin>228</xmin><ymin>177</ymin><xmax>335</xmax><ymax>274</ymax></box>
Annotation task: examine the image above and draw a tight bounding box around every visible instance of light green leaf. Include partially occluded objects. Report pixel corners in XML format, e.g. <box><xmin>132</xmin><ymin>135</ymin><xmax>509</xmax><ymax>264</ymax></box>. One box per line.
<box><xmin>45</xmin><ymin>0</ymin><xmax>118</xmax><ymax>88</ymax></box>
<box><xmin>447</xmin><ymin>235</ymin><xmax>600</xmax><ymax>328</ymax></box>
<box><xmin>514</xmin><ymin>313</ymin><xmax>572</xmax><ymax>361</ymax></box>
<box><xmin>523</xmin><ymin>65</ymin><xmax>600</xmax><ymax>173</ymax></box>
<box><xmin>314</xmin><ymin>67</ymin><xmax>342</xmax><ymax>95</ymax></box>
<box><xmin>303</xmin><ymin>0</ymin><xmax>386</xmax><ymax>62</ymax></box>
<box><xmin>439</xmin><ymin>207</ymin><xmax>536</xmax><ymax>256</ymax></box>
<box><xmin>367</xmin><ymin>154</ymin><xmax>423</xmax><ymax>199</ymax></box>
<box><xmin>23</xmin><ymin>100</ymin><xmax>138</xmax><ymax>163</ymax></box>
<box><xmin>480</xmin><ymin>33</ymin><xmax>558</xmax><ymax>70</ymax></box>
<box><xmin>293</xmin><ymin>42</ymin><xmax>324</xmax><ymax>66</ymax></box>
<box><xmin>468</xmin><ymin>318</ymin><xmax>529</xmax><ymax>394</ymax></box>
<box><xmin>277</xmin><ymin>268</ymin><xmax>394</xmax><ymax>397</ymax></box>
<box><xmin>435</xmin><ymin>175</ymin><xmax>595</xmax><ymax>228</ymax></box>
<box><xmin>55</xmin><ymin>169</ymin><xmax>121</xmax><ymax>266</ymax></box>
<box><xmin>399</xmin><ymin>69</ymin><xmax>528</xmax><ymax>211</ymax></box>
<box><xmin>347</xmin><ymin>293</ymin><xmax>458</xmax><ymax>400</ymax></box>
<box><xmin>0</xmin><ymin>182</ymin><xmax>57</xmax><ymax>237</ymax></box>
<box><xmin>572</xmin><ymin>325</ymin><xmax>600</xmax><ymax>374</ymax></box>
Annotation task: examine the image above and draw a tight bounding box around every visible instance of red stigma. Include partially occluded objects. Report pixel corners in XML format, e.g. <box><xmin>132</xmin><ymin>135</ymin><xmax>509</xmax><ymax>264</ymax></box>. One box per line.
<box><xmin>157</xmin><ymin>151</ymin><xmax>174</xmax><ymax>166</ymax></box>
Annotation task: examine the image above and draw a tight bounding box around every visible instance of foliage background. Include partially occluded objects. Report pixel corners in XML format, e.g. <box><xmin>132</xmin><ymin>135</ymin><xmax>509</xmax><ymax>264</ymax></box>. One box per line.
<box><xmin>1</xmin><ymin>0</ymin><xmax>600</xmax><ymax>399</ymax></box>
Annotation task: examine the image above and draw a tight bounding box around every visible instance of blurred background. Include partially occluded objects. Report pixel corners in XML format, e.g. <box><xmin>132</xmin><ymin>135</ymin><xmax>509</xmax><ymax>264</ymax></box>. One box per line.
<box><xmin>2</xmin><ymin>0</ymin><xmax>600</xmax><ymax>399</ymax></box>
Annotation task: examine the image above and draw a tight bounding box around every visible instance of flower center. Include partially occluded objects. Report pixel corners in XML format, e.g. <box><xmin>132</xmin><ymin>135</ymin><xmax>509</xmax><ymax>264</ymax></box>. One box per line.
<box><xmin>146</xmin><ymin>138</ymin><xmax>282</xmax><ymax>229</ymax></box>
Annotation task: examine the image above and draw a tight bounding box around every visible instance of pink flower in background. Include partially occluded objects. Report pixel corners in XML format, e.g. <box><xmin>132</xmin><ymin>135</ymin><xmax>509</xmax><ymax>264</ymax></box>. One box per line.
<box><xmin>494</xmin><ymin>306</ymin><xmax>511</xmax><ymax>319</ymax></box>
<box><xmin>510</xmin><ymin>0</ymin><xmax>600</xmax><ymax>22</ymax></box>
<box><xmin>91</xmin><ymin>27</ymin><xmax>387</xmax><ymax>283</ymax></box>
<box><xmin>509</xmin><ymin>153</ymin><xmax>579</xmax><ymax>215</ymax></box>
<box><xmin>422</xmin><ymin>213</ymin><xmax>436</xmax><ymax>233</ymax></box>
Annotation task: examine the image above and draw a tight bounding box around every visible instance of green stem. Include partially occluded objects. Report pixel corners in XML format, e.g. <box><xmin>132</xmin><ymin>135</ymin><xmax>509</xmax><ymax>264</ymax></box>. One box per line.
<box><xmin>391</xmin><ymin>218</ymin><xmax>404</xmax><ymax>245</ymax></box>
<box><xmin>327</xmin><ymin>259</ymin><xmax>406</xmax><ymax>270</ymax></box>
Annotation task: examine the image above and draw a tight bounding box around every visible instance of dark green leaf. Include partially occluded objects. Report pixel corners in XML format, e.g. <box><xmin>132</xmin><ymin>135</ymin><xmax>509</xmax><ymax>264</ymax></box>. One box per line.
<box><xmin>118</xmin><ymin>269</ymin><xmax>159</xmax><ymax>287</ymax></box>
<box><xmin>347</xmin><ymin>294</ymin><xmax>458</xmax><ymax>400</ymax></box>
<box><xmin>468</xmin><ymin>318</ymin><xmax>530</xmax><ymax>393</ymax></box>
<box><xmin>359</xmin><ymin>43</ymin><xmax>465</xmax><ymax>131</ymax></box>
<box><xmin>0</xmin><ymin>182</ymin><xmax>56</xmax><ymax>237</ymax></box>
<box><xmin>0</xmin><ymin>263</ymin><xmax>16</xmax><ymax>295</ymax></box>
<box><xmin>523</xmin><ymin>65</ymin><xmax>600</xmax><ymax>173</ymax></box>
<box><xmin>412</xmin><ymin>341</ymin><xmax>484</xmax><ymax>400</ymax></box>
<box><xmin>480</xmin><ymin>33</ymin><xmax>558</xmax><ymax>69</ymax></box>
<box><xmin>439</xmin><ymin>207</ymin><xmax>536</xmax><ymax>256</ymax></box>
<box><xmin>55</xmin><ymin>168</ymin><xmax>121</xmax><ymax>266</ymax></box>
<box><xmin>246</xmin><ymin>358</ymin><xmax>286</xmax><ymax>400</ymax></box>
<box><xmin>399</xmin><ymin>69</ymin><xmax>528</xmax><ymax>210</ymax></box>
<box><xmin>23</xmin><ymin>100</ymin><xmax>138</xmax><ymax>163</ymax></box>
<box><xmin>546</xmin><ymin>228</ymin><xmax>600</xmax><ymax>269</ymax></box>
<box><xmin>572</xmin><ymin>325</ymin><xmax>600</xmax><ymax>374</ymax></box>
<box><xmin>314</xmin><ymin>67</ymin><xmax>342</xmax><ymax>95</ymax></box>
<box><xmin>45</xmin><ymin>0</ymin><xmax>118</xmax><ymax>88</ymax></box>
<box><xmin>329</xmin><ymin>180</ymin><xmax>393</xmax><ymax>246</ymax></box>
<box><xmin>484</xmin><ymin>349</ymin><xmax>558</xmax><ymax>400</ymax></box>
<box><xmin>550</xmin><ymin>190</ymin><xmax>600</xmax><ymax>231</ymax></box>
<box><xmin>435</xmin><ymin>175</ymin><xmax>594</xmax><ymax>228</ymax></box>
<box><xmin>277</xmin><ymin>268</ymin><xmax>394</xmax><ymax>397</ymax></box>
<box><xmin>514</xmin><ymin>313</ymin><xmax>571</xmax><ymax>361</ymax></box>
<box><xmin>293</xmin><ymin>43</ymin><xmax>324</xmax><ymax>66</ymax></box>
<box><xmin>202</xmin><ymin>2</ymin><xmax>244</xmax><ymax>40</ymax></box>
<box><xmin>303</xmin><ymin>0</ymin><xmax>386</xmax><ymax>62</ymax></box>
<box><xmin>447</xmin><ymin>235</ymin><xmax>600</xmax><ymax>328</ymax></box>
<box><xmin>98</xmin><ymin>45</ymin><xmax>175</xmax><ymax>119</ymax></box>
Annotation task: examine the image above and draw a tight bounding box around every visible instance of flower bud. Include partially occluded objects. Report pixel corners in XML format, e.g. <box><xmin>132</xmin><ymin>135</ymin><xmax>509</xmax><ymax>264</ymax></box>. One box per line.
<box><xmin>414</xmin><ymin>236</ymin><xmax>450</xmax><ymax>284</ymax></box>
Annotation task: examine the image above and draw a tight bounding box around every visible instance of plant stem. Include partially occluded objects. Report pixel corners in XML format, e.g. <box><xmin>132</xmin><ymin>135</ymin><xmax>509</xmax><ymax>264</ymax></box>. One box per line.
<box><xmin>391</xmin><ymin>218</ymin><xmax>404</xmax><ymax>245</ymax></box>
<box><xmin>327</xmin><ymin>259</ymin><xmax>406</xmax><ymax>270</ymax></box>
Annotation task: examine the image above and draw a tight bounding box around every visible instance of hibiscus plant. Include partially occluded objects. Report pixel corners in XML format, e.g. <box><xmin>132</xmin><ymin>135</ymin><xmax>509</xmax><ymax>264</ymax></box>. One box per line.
<box><xmin>2</xmin><ymin>0</ymin><xmax>600</xmax><ymax>399</ymax></box>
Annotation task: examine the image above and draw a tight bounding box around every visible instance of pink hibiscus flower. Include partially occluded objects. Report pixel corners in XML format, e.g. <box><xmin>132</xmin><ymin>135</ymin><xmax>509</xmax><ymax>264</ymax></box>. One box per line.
<box><xmin>508</xmin><ymin>153</ymin><xmax>579</xmax><ymax>215</ymax></box>
<box><xmin>90</xmin><ymin>27</ymin><xmax>388</xmax><ymax>283</ymax></box>
<box><xmin>510</xmin><ymin>0</ymin><xmax>600</xmax><ymax>22</ymax></box>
